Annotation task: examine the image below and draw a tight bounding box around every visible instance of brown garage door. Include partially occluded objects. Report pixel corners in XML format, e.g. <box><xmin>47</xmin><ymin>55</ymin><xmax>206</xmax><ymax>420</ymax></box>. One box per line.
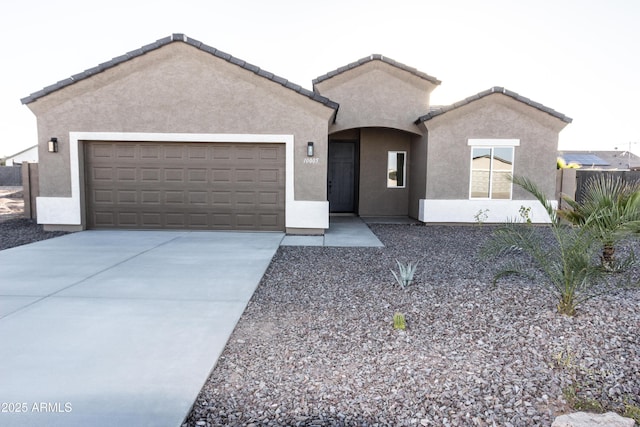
<box><xmin>85</xmin><ymin>141</ymin><xmax>285</xmax><ymax>231</ymax></box>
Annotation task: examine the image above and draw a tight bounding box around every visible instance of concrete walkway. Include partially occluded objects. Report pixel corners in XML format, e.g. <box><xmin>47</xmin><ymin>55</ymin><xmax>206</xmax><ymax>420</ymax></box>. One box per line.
<box><xmin>0</xmin><ymin>230</ymin><xmax>283</xmax><ymax>427</ymax></box>
<box><xmin>280</xmin><ymin>216</ymin><xmax>384</xmax><ymax>247</ymax></box>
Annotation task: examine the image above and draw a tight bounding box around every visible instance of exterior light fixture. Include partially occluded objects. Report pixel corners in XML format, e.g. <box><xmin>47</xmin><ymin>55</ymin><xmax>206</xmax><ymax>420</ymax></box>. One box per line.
<box><xmin>48</xmin><ymin>137</ymin><xmax>59</xmax><ymax>153</ymax></box>
<box><xmin>307</xmin><ymin>141</ymin><xmax>314</xmax><ymax>157</ymax></box>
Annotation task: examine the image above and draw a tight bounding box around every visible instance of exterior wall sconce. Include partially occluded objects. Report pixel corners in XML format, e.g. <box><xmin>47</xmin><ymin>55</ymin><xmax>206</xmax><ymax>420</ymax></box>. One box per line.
<box><xmin>307</xmin><ymin>141</ymin><xmax>314</xmax><ymax>157</ymax></box>
<box><xmin>48</xmin><ymin>137</ymin><xmax>59</xmax><ymax>153</ymax></box>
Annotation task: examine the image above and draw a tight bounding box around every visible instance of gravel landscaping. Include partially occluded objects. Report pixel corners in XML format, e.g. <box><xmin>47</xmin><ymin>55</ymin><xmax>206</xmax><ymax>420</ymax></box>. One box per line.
<box><xmin>185</xmin><ymin>224</ymin><xmax>640</xmax><ymax>427</ymax></box>
<box><xmin>0</xmin><ymin>188</ymin><xmax>68</xmax><ymax>250</ymax></box>
<box><xmin>1</xmin><ymin>200</ymin><xmax>637</xmax><ymax>426</ymax></box>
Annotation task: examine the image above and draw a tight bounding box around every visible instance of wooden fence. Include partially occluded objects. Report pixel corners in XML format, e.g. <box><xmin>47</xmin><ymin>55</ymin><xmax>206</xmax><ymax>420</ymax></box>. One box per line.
<box><xmin>574</xmin><ymin>170</ymin><xmax>640</xmax><ymax>203</ymax></box>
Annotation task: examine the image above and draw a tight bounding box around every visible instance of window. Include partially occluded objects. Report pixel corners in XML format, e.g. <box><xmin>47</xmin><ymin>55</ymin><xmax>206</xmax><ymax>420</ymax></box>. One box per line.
<box><xmin>387</xmin><ymin>151</ymin><xmax>406</xmax><ymax>188</ymax></box>
<box><xmin>470</xmin><ymin>146</ymin><xmax>514</xmax><ymax>199</ymax></box>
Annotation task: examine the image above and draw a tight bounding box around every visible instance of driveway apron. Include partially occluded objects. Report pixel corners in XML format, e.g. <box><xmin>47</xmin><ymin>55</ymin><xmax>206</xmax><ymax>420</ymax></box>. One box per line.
<box><xmin>0</xmin><ymin>230</ymin><xmax>283</xmax><ymax>427</ymax></box>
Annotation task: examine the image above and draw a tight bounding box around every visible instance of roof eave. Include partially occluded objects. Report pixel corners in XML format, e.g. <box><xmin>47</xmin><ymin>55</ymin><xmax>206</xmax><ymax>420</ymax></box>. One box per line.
<box><xmin>415</xmin><ymin>86</ymin><xmax>572</xmax><ymax>125</ymax></box>
<box><xmin>313</xmin><ymin>54</ymin><xmax>441</xmax><ymax>88</ymax></box>
<box><xmin>21</xmin><ymin>34</ymin><xmax>338</xmax><ymax>111</ymax></box>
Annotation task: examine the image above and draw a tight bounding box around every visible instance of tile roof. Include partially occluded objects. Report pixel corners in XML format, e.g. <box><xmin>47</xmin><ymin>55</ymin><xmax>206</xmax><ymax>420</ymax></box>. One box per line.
<box><xmin>312</xmin><ymin>54</ymin><xmax>441</xmax><ymax>86</ymax></box>
<box><xmin>415</xmin><ymin>86</ymin><xmax>572</xmax><ymax>124</ymax></box>
<box><xmin>21</xmin><ymin>34</ymin><xmax>339</xmax><ymax>110</ymax></box>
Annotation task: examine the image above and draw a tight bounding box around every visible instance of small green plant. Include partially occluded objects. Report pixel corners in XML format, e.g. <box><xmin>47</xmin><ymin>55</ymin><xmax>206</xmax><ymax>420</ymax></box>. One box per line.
<box><xmin>551</xmin><ymin>346</ymin><xmax>639</xmax><ymax>420</ymax></box>
<box><xmin>393</xmin><ymin>312</ymin><xmax>406</xmax><ymax>330</ymax></box>
<box><xmin>562</xmin><ymin>385</ymin><xmax>605</xmax><ymax>412</ymax></box>
<box><xmin>391</xmin><ymin>259</ymin><xmax>419</xmax><ymax>289</ymax></box>
<box><xmin>623</xmin><ymin>402</ymin><xmax>640</xmax><ymax>423</ymax></box>
<box><xmin>552</xmin><ymin>347</ymin><xmax>576</xmax><ymax>369</ymax></box>
<box><xmin>474</xmin><ymin>208</ymin><xmax>489</xmax><ymax>225</ymax></box>
<box><xmin>518</xmin><ymin>205</ymin><xmax>532</xmax><ymax>224</ymax></box>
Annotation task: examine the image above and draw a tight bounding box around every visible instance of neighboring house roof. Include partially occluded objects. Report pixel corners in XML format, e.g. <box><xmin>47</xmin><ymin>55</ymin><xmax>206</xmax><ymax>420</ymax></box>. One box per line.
<box><xmin>312</xmin><ymin>54</ymin><xmax>442</xmax><ymax>86</ymax></box>
<box><xmin>561</xmin><ymin>153</ymin><xmax>609</xmax><ymax>167</ymax></box>
<box><xmin>559</xmin><ymin>150</ymin><xmax>640</xmax><ymax>170</ymax></box>
<box><xmin>415</xmin><ymin>86</ymin><xmax>573</xmax><ymax>124</ymax></box>
<box><xmin>21</xmin><ymin>34</ymin><xmax>339</xmax><ymax>111</ymax></box>
<box><xmin>4</xmin><ymin>145</ymin><xmax>37</xmax><ymax>160</ymax></box>
<box><xmin>3</xmin><ymin>144</ymin><xmax>38</xmax><ymax>166</ymax></box>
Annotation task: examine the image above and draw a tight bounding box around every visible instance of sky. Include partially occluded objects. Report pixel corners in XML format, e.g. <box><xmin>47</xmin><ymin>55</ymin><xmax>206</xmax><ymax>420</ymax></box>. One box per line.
<box><xmin>1</xmin><ymin>0</ymin><xmax>639</xmax><ymax>158</ymax></box>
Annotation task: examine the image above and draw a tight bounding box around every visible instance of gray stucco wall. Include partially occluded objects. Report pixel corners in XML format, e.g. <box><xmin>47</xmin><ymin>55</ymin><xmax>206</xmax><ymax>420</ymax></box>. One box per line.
<box><xmin>421</xmin><ymin>94</ymin><xmax>567</xmax><ymax>200</ymax></box>
<box><xmin>314</xmin><ymin>61</ymin><xmax>436</xmax><ymax>135</ymax></box>
<box><xmin>408</xmin><ymin>134</ymin><xmax>428</xmax><ymax>218</ymax></box>
<box><xmin>359</xmin><ymin>128</ymin><xmax>411</xmax><ymax>216</ymax></box>
<box><xmin>26</xmin><ymin>42</ymin><xmax>334</xmax><ymax>202</ymax></box>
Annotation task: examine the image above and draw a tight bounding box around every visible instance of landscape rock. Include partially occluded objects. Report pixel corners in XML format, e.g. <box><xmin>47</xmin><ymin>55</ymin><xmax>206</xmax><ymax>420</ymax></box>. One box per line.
<box><xmin>2</xmin><ymin>216</ymin><xmax>639</xmax><ymax>426</ymax></box>
<box><xmin>552</xmin><ymin>411</ymin><xmax>636</xmax><ymax>427</ymax></box>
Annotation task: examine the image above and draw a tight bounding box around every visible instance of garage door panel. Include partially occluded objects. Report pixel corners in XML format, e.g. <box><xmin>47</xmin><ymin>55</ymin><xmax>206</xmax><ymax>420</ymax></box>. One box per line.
<box><xmin>92</xmin><ymin>144</ymin><xmax>113</xmax><ymax>158</ymax></box>
<box><xmin>164</xmin><ymin>169</ymin><xmax>185</xmax><ymax>182</ymax></box>
<box><xmin>117</xmin><ymin>190</ymin><xmax>137</xmax><ymax>204</ymax></box>
<box><xmin>141</xmin><ymin>213</ymin><xmax>162</xmax><ymax>227</ymax></box>
<box><xmin>188</xmin><ymin>169</ymin><xmax>207</xmax><ymax>183</ymax></box>
<box><xmin>164</xmin><ymin>191</ymin><xmax>185</xmax><ymax>204</ymax></box>
<box><xmin>212</xmin><ymin>169</ymin><xmax>231</xmax><ymax>183</ymax></box>
<box><xmin>188</xmin><ymin>191</ymin><xmax>208</xmax><ymax>205</ymax></box>
<box><xmin>140</xmin><ymin>169</ymin><xmax>161</xmax><ymax>182</ymax></box>
<box><xmin>85</xmin><ymin>141</ymin><xmax>285</xmax><ymax>230</ymax></box>
<box><xmin>117</xmin><ymin>212</ymin><xmax>139</xmax><ymax>226</ymax></box>
<box><xmin>93</xmin><ymin>167</ymin><xmax>114</xmax><ymax>181</ymax></box>
<box><xmin>140</xmin><ymin>145</ymin><xmax>161</xmax><ymax>159</ymax></box>
<box><xmin>236</xmin><ymin>169</ymin><xmax>256</xmax><ymax>183</ymax></box>
<box><xmin>116</xmin><ymin>145</ymin><xmax>137</xmax><ymax>159</ymax></box>
<box><xmin>116</xmin><ymin>168</ymin><xmax>136</xmax><ymax>181</ymax></box>
<box><xmin>259</xmin><ymin>214</ymin><xmax>279</xmax><ymax>227</ymax></box>
<box><xmin>141</xmin><ymin>191</ymin><xmax>161</xmax><ymax>204</ymax></box>
<box><xmin>212</xmin><ymin>146</ymin><xmax>231</xmax><ymax>160</ymax></box>
<box><xmin>93</xmin><ymin>189</ymin><xmax>114</xmax><ymax>204</ymax></box>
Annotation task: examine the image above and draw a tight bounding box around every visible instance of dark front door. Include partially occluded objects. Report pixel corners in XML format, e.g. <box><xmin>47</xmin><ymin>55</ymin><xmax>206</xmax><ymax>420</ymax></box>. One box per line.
<box><xmin>328</xmin><ymin>141</ymin><xmax>358</xmax><ymax>213</ymax></box>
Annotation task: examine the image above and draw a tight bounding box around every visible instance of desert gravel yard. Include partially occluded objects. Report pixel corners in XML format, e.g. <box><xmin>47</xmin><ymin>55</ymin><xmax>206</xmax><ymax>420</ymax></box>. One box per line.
<box><xmin>185</xmin><ymin>224</ymin><xmax>640</xmax><ymax>427</ymax></box>
<box><xmin>1</xmin><ymin>198</ymin><xmax>638</xmax><ymax>426</ymax></box>
<box><xmin>0</xmin><ymin>187</ymin><xmax>68</xmax><ymax>250</ymax></box>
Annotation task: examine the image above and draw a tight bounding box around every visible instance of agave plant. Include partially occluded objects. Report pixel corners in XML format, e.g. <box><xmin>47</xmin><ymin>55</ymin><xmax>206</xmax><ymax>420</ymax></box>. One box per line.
<box><xmin>558</xmin><ymin>174</ymin><xmax>640</xmax><ymax>270</ymax></box>
<box><xmin>391</xmin><ymin>259</ymin><xmax>419</xmax><ymax>289</ymax></box>
<box><xmin>482</xmin><ymin>175</ymin><xmax>604</xmax><ymax>316</ymax></box>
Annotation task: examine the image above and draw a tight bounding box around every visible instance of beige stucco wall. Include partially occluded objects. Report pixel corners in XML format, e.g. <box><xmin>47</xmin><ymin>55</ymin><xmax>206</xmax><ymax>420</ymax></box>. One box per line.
<box><xmin>408</xmin><ymin>134</ymin><xmax>428</xmax><ymax>218</ymax></box>
<box><xmin>314</xmin><ymin>61</ymin><xmax>437</xmax><ymax>135</ymax></box>
<box><xmin>421</xmin><ymin>94</ymin><xmax>568</xmax><ymax>201</ymax></box>
<box><xmin>26</xmin><ymin>42</ymin><xmax>335</xmax><ymax>201</ymax></box>
<box><xmin>359</xmin><ymin>128</ymin><xmax>411</xmax><ymax>216</ymax></box>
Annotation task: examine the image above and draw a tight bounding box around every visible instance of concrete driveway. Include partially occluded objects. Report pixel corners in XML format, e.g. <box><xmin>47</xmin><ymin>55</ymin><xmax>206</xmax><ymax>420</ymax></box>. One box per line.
<box><xmin>0</xmin><ymin>230</ymin><xmax>283</xmax><ymax>427</ymax></box>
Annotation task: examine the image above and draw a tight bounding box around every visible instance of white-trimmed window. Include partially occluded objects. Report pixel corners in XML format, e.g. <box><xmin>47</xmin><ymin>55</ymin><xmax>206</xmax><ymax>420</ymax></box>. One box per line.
<box><xmin>468</xmin><ymin>139</ymin><xmax>519</xmax><ymax>199</ymax></box>
<box><xmin>387</xmin><ymin>151</ymin><xmax>406</xmax><ymax>188</ymax></box>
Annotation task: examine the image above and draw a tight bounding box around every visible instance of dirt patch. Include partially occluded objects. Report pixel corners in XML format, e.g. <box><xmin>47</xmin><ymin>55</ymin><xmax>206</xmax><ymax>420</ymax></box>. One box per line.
<box><xmin>0</xmin><ymin>186</ymin><xmax>25</xmax><ymax>221</ymax></box>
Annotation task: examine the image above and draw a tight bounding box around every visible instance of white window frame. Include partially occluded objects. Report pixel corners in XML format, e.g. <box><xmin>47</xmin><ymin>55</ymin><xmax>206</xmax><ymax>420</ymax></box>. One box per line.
<box><xmin>468</xmin><ymin>139</ymin><xmax>519</xmax><ymax>200</ymax></box>
<box><xmin>387</xmin><ymin>151</ymin><xmax>407</xmax><ymax>188</ymax></box>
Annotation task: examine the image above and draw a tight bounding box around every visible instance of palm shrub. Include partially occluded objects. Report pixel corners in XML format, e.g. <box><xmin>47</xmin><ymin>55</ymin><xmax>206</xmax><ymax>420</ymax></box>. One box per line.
<box><xmin>558</xmin><ymin>174</ymin><xmax>640</xmax><ymax>270</ymax></box>
<box><xmin>482</xmin><ymin>175</ymin><xmax>604</xmax><ymax>316</ymax></box>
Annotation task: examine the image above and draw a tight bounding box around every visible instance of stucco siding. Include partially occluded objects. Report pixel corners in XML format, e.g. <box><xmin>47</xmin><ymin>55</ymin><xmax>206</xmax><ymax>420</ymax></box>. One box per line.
<box><xmin>314</xmin><ymin>61</ymin><xmax>436</xmax><ymax>135</ymax></box>
<box><xmin>408</xmin><ymin>134</ymin><xmax>428</xmax><ymax>218</ymax></box>
<box><xmin>359</xmin><ymin>128</ymin><xmax>411</xmax><ymax>216</ymax></box>
<box><xmin>27</xmin><ymin>42</ymin><xmax>334</xmax><ymax>202</ymax></box>
<box><xmin>423</xmin><ymin>95</ymin><xmax>563</xmax><ymax>201</ymax></box>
